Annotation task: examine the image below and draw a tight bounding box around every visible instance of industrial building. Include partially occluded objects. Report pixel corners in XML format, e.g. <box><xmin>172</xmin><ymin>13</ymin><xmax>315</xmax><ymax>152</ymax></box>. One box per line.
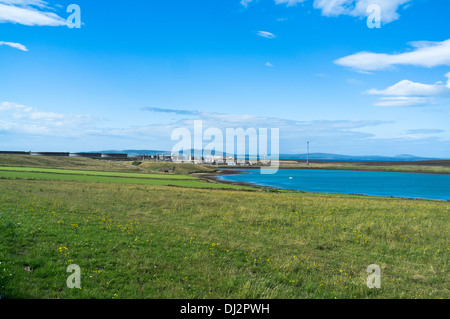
<box><xmin>0</xmin><ymin>150</ymin><xmax>261</xmax><ymax>166</ymax></box>
<box><xmin>0</xmin><ymin>151</ymin><xmax>129</xmax><ymax>161</ymax></box>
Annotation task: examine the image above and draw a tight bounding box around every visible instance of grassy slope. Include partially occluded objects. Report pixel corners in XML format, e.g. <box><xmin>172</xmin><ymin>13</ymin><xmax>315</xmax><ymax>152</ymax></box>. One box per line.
<box><xmin>0</xmin><ymin>155</ymin><xmax>136</xmax><ymax>172</ymax></box>
<box><xmin>0</xmin><ymin>167</ymin><xmax>199</xmax><ymax>180</ymax></box>
<box><xmin>137</xmin><ymin>161</ymin><xmax>217</xmax><ymax>175</ymax></box>
<box><xmin>0</xmin><ymin>155</ymin><xmax>449</xmax><ymax>299</ymax></box>
<box><xmin>0</xmin><ymin>170</ymin><xmax>254</xmax><ymax>190</ymax></box>
<box><xmin>0</xmin><ymin>179</ymin><xmax>448</xmax><ymax>299</ymax></box>
<box><xmin>0</xmin><ymin>155</ymin><xmax>217</xmax><ymax>175</ymax></box>
<box><xmin>0</xmin><ymin>156</ymin><xmax>251</xmax><ymax>190</ymax></box>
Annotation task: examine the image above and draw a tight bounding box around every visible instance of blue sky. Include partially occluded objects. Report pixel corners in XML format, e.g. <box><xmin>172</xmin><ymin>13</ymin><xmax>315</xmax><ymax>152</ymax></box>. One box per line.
<box><xmin>1</xmin><ymin>0</ymin><xmax>449</xmax><ymax>156</ymax></box>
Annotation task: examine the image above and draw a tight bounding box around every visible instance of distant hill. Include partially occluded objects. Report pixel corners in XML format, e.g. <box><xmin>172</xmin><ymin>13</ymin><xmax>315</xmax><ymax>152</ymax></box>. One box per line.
<box><xmin>88</xmin><ymin>150</ymin><xmax>444</xmax><ymax>162</ymax></box>
<box><xmin>279</xmin><ymin>153</ymin><xmax>443</xmax><ymax>162</ymax></box>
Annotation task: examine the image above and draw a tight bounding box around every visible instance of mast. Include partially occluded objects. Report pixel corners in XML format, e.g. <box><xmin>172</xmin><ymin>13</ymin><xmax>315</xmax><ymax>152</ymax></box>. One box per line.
<box><xmin>307</xmin><ymin>141</ymin><xmax>309</xmax><ymax>166</ymax></box>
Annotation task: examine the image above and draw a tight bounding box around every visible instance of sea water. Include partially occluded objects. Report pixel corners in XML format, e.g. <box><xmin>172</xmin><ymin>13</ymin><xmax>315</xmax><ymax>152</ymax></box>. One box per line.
<box><xmin>219</xmin><ymin>169</ymin><xmax>450</xmax><ymax>201</ymax></box>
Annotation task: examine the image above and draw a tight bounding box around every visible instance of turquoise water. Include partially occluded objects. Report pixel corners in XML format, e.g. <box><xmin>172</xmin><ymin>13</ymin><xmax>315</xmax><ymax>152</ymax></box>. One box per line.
<box><xmin>219</xmin><ymin>169</ymin><xmax>450</xmax><ymax>201</ymax></box>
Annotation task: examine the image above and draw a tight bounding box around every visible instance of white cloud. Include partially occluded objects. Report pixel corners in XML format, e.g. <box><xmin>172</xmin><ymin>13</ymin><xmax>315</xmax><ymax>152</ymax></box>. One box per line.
<box><xmin>0</xmin><ymin>102</ymin><xmax>94</xmax><ymax>136</ymax></box>
<box><xmin>373</xmin><ymin>97</ymin><xmax>436</xmax><ymax>107</ymax></box>
<box><xmin>141</xmin><ymin>106</ymin><xmax>388</xmax><ymax>143</ymax></box>
<box><xmin>0</xmin><ymin>101</ymin><xmax>32</xmax><ymax>112</ymax></box>
<box><xmin>3</xmin><ymin>102</ymin><xmax>447</xmax><ymax>156</ymax></box>
<box><xmin>368</xmin><ymin>73</ymin><xmax>450</xmax><ymax>97</ymax></box>
<box><xmin>257</xmin><ymin>31</ymin><xmax>277</xmax><ymax>39</ymax></box>
<box><xmin>151</xmin><ymin>112</ymin><xmax>396</xmax><ymax>155</ymax></box>
<box><xmin>335</xmin><ymin>39</ymin><xmax>450</xmax><ymax>72</ymax></box>
<box><xmin>406</xmin><ymin>129</ymin><xmax>444</xmax><ymax>135</ymax></box>
<box><xmin>0</xmin><ymin>0</ymin><xmax>66</xmax><ymax>26</ymax></box>
<box><xmin>241</xmin><ymin>0</ymin><xmax>305</xmax><ymax>7</ymax></box>
<box><xmin>0</xmin><ymin>41</ymin><xmax>28</xmax><ymax>51</ymax></box>
<box><xmin>1</xmin><ymin>101</ymin><xmax>392</xmax><ymax>153</ymax></box>
<box><xmin>275</xmin><ymin>0</ymin><xmax>306</xmax><ymax>6</ymax></box>
<box><xmin>241</xmin><ymin>0</ymin><xmax>410</xmax><ymax>24</ymax></box>
<box><xmin>240</xmin><ymin>0</ymin><xmax>254</xmax><ymax>7</ymax></box>
<box><xmin>0</xmin><ymin>0</ymin><xmax>47</xmax><ymax>7</ymax></box>
<box><xmin>368</xmin><ymin>73</ymin><xmax>450</xmax><ymax>107</ymax></box>
<box><xmin>265</xmin><ymin>62</ymin><xmax>274</xmax><ymax>67</ymax></box>
<box><xmin>313</xmin><ymin>0</ymin><xmax>410</xmax><ymax>24</ymax></box>
<box><xmin>347</xmin><ymin>78</ymin><xmax>364</xmax><ymax>85</ymax></box>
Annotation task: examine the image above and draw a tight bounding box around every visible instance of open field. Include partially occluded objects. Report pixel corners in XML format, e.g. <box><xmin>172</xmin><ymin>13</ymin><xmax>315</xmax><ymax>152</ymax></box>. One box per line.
<box><xmin>0</xmin><ymin>170</ymin><xmax>256</xmax><ymax>190</ymax></box>
<box><xmin>0</xmin><ymin>155</ymin><xmax>139</xmax><ymax>172</ymax></box>
<box><xmin>0</xmin><ymin>167</ymin><xmax>199</xmax><ymax>180</ymax></box>
<box><xmin>5</xmin><ymin>154</ymin><xmax>450</xmax><ymax>175</ymax></box>
<box><xmin>0</xmin><ymin>156</ymin><xmax>449</xmax><ymax>299</ymax></box>
<box><xmin>0</xmin><ymin>155</ymin><xmax>217</xmax><ymax>175</ymax></box>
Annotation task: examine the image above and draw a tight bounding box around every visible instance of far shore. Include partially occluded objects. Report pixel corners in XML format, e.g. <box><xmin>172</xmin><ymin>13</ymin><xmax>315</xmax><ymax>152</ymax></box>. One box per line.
<box><xmin>191</xmin><ymin>159</ymin><xmax>450</xmax><ymax>193</ymax></box>
<box><xmin>211</xmin><ymin>159</ymin><xmax>450</xmax><ymax>175</ymax></box>
<box><xmin>195</xmin><ymin>160</ymin><xmax>450</xmax><ymax>202</ymax></box>
<box><xmin>190</xmin><ymin>170</ymin><xmax>274</xmax><ymax>191</ymax></box>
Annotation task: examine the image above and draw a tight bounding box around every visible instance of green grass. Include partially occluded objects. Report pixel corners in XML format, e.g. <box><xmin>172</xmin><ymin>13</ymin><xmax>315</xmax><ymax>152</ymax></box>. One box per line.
<box><xmin>0</xmin><ymin>155</ymin><xmax>138</xmax><ymax>172</ymax></box>
<box><xmin>137</xmin><ymin>161</ymin><xmax>217</xmax><ymax>175</ymax></box>
<box><xmin>0</xmin><ymin>167</ymin><xmax>199</xmax><ymax>180</ymax></box>
<box><xmin>0</xmin><ymin>170</ymin><xmax>254</xmax><ymax>191</ymax></box>
<box><xmin>0</xmin><ymin>155</ymin><xmax>217</xmax><ymax>175</ymax></box>
<box><xmin>0</xmin><ymin>156</ymin><xmax>449</xmax><ymax>299</ymax></box>
<box><xmin>0</xmin><ymin>179</ymin><xmax>449</xmax><ymax>299</ymax></box>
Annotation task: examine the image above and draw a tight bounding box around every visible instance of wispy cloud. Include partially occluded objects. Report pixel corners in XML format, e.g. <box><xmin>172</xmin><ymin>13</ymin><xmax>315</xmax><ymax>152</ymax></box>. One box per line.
<box><xmin>368</xmin><ymin>73</ymin><xmax>450</xmax><ymax>97</ymax></box>
<box><xmin>275</xmin><ymin>0</ymin><xmax>306</xmax><ymax>6</ymax></box>
<box><xmin>0</xmin><ymin>0</ymin><xmax>66</xmax><ymax>26</ymax></box>
<box><xmin>314</xmin><ymin>0</ymin><xmax>411</xmax><ymax>24</ymax></box>
<box><xmin>373</xmin><ymin>97</ymin><xmax>436</xmax><ymax>107</ymax></box>
<box><xmin>257</xmin><ymin>31</ymin><xmax>277</xmax><ymax>39</ymax></box>
<box><xmin>140</xmin><ymin>106</ymin><xmax>388</xmax><ymax>145</ymax></box>
<box><xmin>406</xmin><ymin>129</ymin><xmax>444</xmax><ymax>135</ymax></box>
<box><xmin>4</xmin><ymin>102</ymin><xmax>446</xmax><ymax>156</ymax></box>
<box><xmin>0</xmin><ymin>41</ymin><xmax>28</xmax><ymax>51</ymax></box>
<box><xmin>0</xmin><ymin>101</ymin><xmax>95</xmax><ymax>136</ymax></box>
<box><xmin>240</xmin><ymin>0</ymin><xmax>254</xmax><ymax>7</ymax></box>
<box><xmin>265</xmin><ymin>62</ymin><xmax>274</xmax><ymax>67</ymax></box>
<box><xmin>347</xmin><ymin>78</ymin><xmax>364</xmax><ymax>85</ymax></box>
<box><xmin>335</xmin><ymin>39</ymin><xmax>450</xmax><ymax>72</ymax></box>
<box><xmin>241</xmin><ymin>0</ymin><xmax>410</xmax><ymax>24</ymax></box>
<box><xmin>368</xmin><ymin>73</ymin><xmax>450</xmax><ymax>107</ymax></box>
<box><xmin>140</xmin><ymin>106</ymin><xmax>201</xmax><ymax>116</ymax></box>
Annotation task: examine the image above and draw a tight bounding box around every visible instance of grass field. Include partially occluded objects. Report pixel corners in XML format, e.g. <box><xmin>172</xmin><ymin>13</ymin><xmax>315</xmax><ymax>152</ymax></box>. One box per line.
<box><xmin>0</xmin><ymin>155</ymin><xmax>217</xmax><ymax>175</ymax></box>
<box><xmin>0</xmin><ymin>167</ymin><xmax>200</xmax><ymax>180</ymax></box>
<box><xmin>0</xmin><ymin>170</ymin><xmax>255</xmax><ymax>190</ymax></box>
<box><xmin>0</xmin><ymin>156</ymin><xmax>449</xmax><ymax>299</ymax></box>
<box><xmin>0</xmin><ymin>171</ymin><xmax>256</xmax><ymax>191</ymax></box>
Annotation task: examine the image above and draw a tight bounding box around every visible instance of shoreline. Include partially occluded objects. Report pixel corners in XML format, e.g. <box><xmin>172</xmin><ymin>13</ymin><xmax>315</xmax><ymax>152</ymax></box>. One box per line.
<box><xmin>196</xmin><ymin>168</ymin><xmax>450</xmax><ymax>203</ymax></box>
<box><xmin>214</xmin><ymin>164</ymin><xmax>450</xmax><ymax>175</ymax></box>
<box><xmin>191</xmin><ymin>170</ymin><xmax>281</xmax><ymax>191</ymax></box>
